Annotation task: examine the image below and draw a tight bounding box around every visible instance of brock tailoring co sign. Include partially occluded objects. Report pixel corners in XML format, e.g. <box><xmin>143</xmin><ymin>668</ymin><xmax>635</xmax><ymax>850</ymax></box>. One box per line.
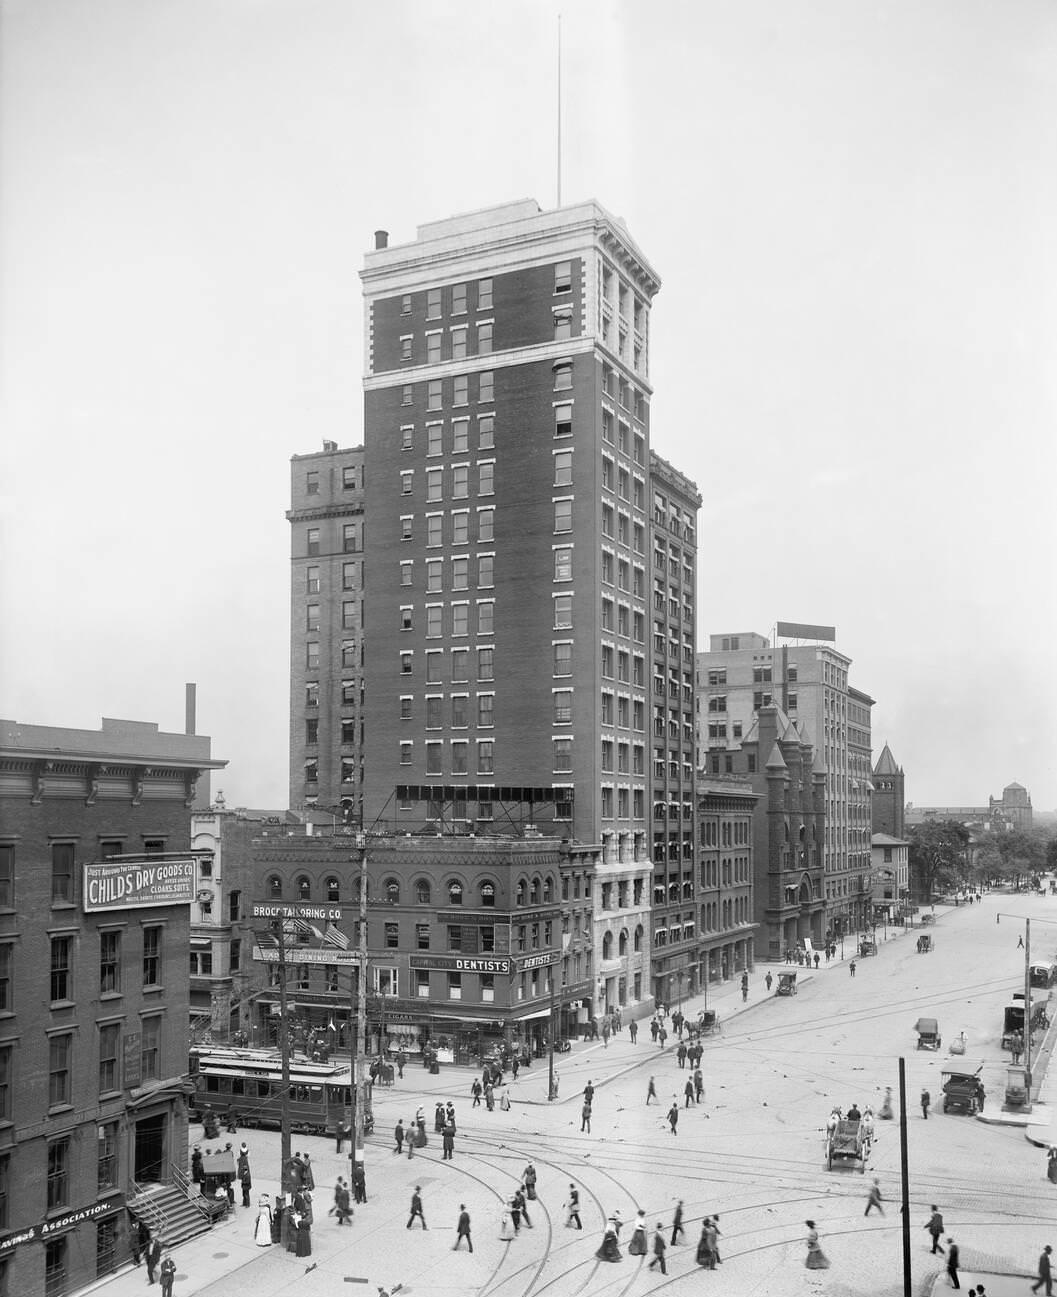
<box><xmin>83</xmin><ymin>858</ymin><xmax>196</xmax><ymax>912</ymax></box>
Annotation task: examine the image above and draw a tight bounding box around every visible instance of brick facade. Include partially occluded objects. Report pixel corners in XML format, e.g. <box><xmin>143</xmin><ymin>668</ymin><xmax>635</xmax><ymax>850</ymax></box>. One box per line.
<box><xmin>0</xmin><ymin>717</ymin><xmax>223</xmax><ymax>1294</ymax></box>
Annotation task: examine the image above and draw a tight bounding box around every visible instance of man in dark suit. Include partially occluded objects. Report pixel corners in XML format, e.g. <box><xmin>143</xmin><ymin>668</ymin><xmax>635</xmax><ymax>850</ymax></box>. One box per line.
<box><xmin>453</xmin><ymin>1204</ymin><xmax>472</xmax><ymax>1252</ymax></box>
<box><xmin>146</xmin><ymin>1234</ymin><xmax>162</xmax><ymax>1283</ymax></box>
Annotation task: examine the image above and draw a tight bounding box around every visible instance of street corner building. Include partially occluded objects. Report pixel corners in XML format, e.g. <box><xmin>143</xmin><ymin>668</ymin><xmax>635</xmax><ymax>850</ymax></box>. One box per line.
<box><xmin>0</xmin><ymin>709</ymin><xmax>225</xmax><ymax>1296</ymax></box>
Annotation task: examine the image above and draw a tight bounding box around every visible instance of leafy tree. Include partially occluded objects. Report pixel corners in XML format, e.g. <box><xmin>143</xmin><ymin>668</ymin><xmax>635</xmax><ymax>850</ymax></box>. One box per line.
<box><xmin>908</xmin><ymin>820</ymin><xmax>971</xmax><ymax>900</ymax></box>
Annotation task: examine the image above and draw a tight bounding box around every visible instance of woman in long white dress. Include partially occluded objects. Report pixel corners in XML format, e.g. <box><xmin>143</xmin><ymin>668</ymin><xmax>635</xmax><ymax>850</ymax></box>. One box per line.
<box><xmin>254</xmin><ymin>1194</ymin><xmax>273</xmax><ymax>1246</ymax></box>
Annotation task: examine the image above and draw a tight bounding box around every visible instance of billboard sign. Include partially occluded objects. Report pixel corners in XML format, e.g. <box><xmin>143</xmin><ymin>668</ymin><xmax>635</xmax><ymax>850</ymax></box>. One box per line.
<box><xmin>776</xmin><ymin>620</ymin><xmax>836</xmax><ymax>642</ymax></box>
<box><xmin>83</xmin><ymin>858</ymin><xmax>196</xmax><ymax>912</ymax></box>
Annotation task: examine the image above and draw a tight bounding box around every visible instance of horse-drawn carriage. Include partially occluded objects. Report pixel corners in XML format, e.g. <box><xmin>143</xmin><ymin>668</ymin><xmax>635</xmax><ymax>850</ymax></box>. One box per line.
<box><xmin>826</xmin><ymin>1117</ymin><xmax>866</xmax><ymax>1172</ymax></box>
<box><xmin>916</xmin><ymin>934</ymin><xmax>934</xmax><ymax>954</ymax></box>
<box><xmin>776</xmin><ymin>971</ymin><xmax>798</xmax><ymax>996</ymax></box>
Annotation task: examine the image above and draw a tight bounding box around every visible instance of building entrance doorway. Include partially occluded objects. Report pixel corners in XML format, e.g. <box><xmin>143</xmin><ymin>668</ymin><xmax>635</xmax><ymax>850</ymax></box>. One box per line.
<box><xmin>134</xmin><ymin>1113</ymin><xmax>166</xmax><ymax>1183</ymax></box>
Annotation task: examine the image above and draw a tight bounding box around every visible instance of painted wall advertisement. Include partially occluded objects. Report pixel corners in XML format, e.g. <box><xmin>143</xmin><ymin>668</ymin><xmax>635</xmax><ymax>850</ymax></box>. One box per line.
<box><xmin>83</xmin><ymin>858</ymin><xmax>196</xmax><ymax>911</ymax></box>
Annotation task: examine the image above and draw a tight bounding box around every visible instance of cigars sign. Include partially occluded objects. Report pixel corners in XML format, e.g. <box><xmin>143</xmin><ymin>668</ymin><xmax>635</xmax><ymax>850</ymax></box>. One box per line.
<box><xmin>83</xmin><ymin>857</ymin><xmax>196</xmax><ymax>912</ymax></box>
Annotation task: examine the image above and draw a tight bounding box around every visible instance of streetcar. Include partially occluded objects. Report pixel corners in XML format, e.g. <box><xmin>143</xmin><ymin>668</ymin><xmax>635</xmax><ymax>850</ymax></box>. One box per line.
<box><xmin>189</xmin><ymin>1046</ymin><xmax>371</xmax><ymax>1137</ymax></box>
<box><xmin>1029</xmin><ymin>961</ymin><xmax>1055</xmax><ymax>990</ymax></box>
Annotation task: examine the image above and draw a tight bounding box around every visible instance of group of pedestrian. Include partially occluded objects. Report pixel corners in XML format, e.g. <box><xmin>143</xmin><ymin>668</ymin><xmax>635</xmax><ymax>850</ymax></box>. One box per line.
<box><xmin>129</xmin><ymin>1221</ymin><xmax>175</xmax><ymax>1293</ymax></box>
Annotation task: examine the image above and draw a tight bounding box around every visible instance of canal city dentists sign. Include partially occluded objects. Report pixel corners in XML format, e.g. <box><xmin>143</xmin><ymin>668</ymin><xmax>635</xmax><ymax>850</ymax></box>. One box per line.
<box><xmin>409</xmin><ymin>953</ymin><xmax>560</xmax><ymax>975</ymax></box>
<box><xmin>83</xmin><ymin>859</ymin><xmax>196</xmax><ymax>912</ymax></box>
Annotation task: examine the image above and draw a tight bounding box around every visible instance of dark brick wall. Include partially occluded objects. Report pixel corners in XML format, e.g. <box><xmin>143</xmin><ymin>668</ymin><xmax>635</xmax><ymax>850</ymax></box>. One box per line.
<box><xmin>0</xmin><ymin>790</ymin><xmax>192</xmax><ymax>1294</ymax></box>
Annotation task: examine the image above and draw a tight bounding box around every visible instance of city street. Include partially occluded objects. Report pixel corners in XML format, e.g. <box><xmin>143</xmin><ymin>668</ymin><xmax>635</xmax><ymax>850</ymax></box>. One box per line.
<box><xmin>89</xmin><ymin>891</ymin><xmax>1057</xmax><ymax>1297</ymax></box>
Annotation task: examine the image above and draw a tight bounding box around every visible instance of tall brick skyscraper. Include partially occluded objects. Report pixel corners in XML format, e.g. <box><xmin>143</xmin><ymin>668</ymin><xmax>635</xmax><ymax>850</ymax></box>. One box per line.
<box><xmin>357</xmin><ymin>200</ymin><xmax>699</xmax><ymax>1016</ymax></box>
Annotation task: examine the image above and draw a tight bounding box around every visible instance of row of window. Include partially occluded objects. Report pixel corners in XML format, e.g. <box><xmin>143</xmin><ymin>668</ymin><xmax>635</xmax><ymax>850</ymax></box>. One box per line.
<box><xmin>304</xmin><ymin>640</ymin><xmax>359</xmax><ymax>671</ymax></box>
<box><xmin>403</xmin><ymin>414</ymin><xmax>495</xmax><ymax>456</ymax></box>
<box><xmin>305</xmin><ymin>681</ymin><xmax>361</xmax><ymax>709</ymax></box>
<box><xmin>400</xmin><ymin>322</ymin><xmax>494</xmax><ymax>365</ymax></box>
<box><xmin>304</xmin><ymin>717</ymin><xmax>359</xmax><ymax>745</ymax></box>
<box><xmin>405</xmin><ymin>277</ymin><xmax>494</xmax><ymax>320</ymax></box>
<box><xmin>400</xmin><ymin>460</ymin><xmax>494</xmax><ymax>499</ymax></box>
<box><xmin>399</xmin><ymin>647</ymin><xmax>495</xmax><ymax>686</ymax></box>
<box><xmin>0</xmin><ymin>841</ymin><xmax>167</xmax><ymax>909</ymax></box>
<box><xmin>397</xmin><ymin>603</ymin><xmax>494</xmax><ymax>653</ymax></box>
<box><xmin>305</xmin><ymin>523</ymin><xmax>361</xmax><ymax>557</ymax></box>
<box><xmin>305</xmin><ymin>463</ymin><xmax>359</xmax><ymax>495</ymax></box>
<box><xmin>305</xmin><ymin>561</ymin><xmax>361</xmax><ymax>595</ymax></box>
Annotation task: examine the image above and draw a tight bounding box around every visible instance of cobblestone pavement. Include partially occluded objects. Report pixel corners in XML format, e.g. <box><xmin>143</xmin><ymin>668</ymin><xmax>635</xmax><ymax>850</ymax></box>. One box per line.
<box><xmin>81</xmin><ymin>892</ymin><xmax>1057</xmax><ymax>1297</ymax></box>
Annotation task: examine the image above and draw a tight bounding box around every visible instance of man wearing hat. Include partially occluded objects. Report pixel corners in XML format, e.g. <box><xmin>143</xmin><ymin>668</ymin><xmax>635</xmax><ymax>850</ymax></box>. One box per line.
<box><xmin>1031</xmin><ymin>1244</ymin><xmax>1053</xmax><ymax>1296</ymax></box>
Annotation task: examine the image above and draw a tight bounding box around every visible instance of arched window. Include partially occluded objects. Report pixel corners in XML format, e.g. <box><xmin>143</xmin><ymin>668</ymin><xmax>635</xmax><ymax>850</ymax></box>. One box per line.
<box><xmin>602</xmin><ymin>931</ymin><xmax>613</xmax><ymax>959</ymax></box>
<box><xmin>480</xmin><ymin>881</ymin><xmax>496</xmax><ymax>908</ymax></box>
<box><xmin>268</xmin><ymin>875</ymin><xmax>282</xmax><ymax>899</ymax></box>
<box><xmin>416</xmin><ymin>879</ymin><xmax>431</xmax><ymax>905</ymax></box>
<box><xmin>516</xmin><ymin>880</ymin><xmax>527</xmax><ymax>907</ymax></box>
<box><xmin>448</xmin><ymin>880</ymin><xmax>463</xmax><ymax>906</ymax></box>
<box><xmin>326</xmin><ymin>877</ymin><xmax>340</xmax><ymax>902</ymax></box>
<box><xmin>296</xmin><ymin>875</ymin><xmax>311</xmax><ymax>901</ymax></box>
<box><xmin>530</xmin><ymin>876</ymin><xmax>541</xmax><ymax>905</ymax></box>
<box><xmin>543</xmin><ymin>876</ymin><xmax>554</xmax><ymax>903</ymax></box>
<box><xmin>618</xmin><ymin>929</ymin><xmax>628</xmax><ymax>955</ymax></box>
<box><xmin>385</xmin><ymin>879</ymin><xmax>400</xmax><ymax>905</ymax></box>
<box><xmin>634</xmin><ymin>924</ymin><xmax>643</xmax><ymax>952</ymax></box>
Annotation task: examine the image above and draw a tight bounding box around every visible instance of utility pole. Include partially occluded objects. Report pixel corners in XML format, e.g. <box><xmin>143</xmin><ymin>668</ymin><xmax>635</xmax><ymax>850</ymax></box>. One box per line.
<box><xmin>1024</xmin><ymin>917</ymin><xmax>1033</xmax><ymax>1090</ymax></box>
<box><xmin>278</xmin><ymin>920</ymin><xmax>291</xmax><ymax>1194</ymax></box>
<box><xmin>350</xmin><ymin>833</ymin><xmax>370</xmax><ymax>1183</ymax></box>
<box><xmin>898</xmin><ymin>1057</ymin><xmax>911</xmax><ymax>1297</ymax></box>
<box><xmin>547</xmin><ymin>962</ymin><xmax>556</xmax><ymax>1101</ymax></box>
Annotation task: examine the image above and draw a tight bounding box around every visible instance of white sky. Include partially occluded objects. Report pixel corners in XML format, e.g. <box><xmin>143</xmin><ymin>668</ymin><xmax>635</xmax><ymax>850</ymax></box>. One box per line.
<box><xmin>2</xmin><ymin>0</ymin><xmax>1055</xmax><ymax>811</ymax></box>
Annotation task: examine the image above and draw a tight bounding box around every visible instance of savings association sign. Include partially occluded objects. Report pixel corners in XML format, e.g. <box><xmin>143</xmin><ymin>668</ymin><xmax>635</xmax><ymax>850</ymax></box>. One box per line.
<box><xmin>83</xmin><ymin>856</ymin><xmax>196</xmax><ymax>912</ymax></box>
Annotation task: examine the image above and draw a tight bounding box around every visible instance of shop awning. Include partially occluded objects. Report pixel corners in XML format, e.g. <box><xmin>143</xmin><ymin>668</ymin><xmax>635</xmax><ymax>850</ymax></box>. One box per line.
<box><xmin>514</xmin><ymin>1008</ymin><xmax>553</xmax><ymax>1022</ymax></box>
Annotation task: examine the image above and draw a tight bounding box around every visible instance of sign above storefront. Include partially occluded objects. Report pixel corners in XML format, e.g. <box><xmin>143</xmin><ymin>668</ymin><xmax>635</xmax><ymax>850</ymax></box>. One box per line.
<box><xmin>0</xmin><ymin>1197</ymin><xmax>122</xmax><ymax>1257</ymax></box>
<box><xmin>251</xmin><ymin>903</ymin><xmax>345</xmax><ymax>921</ymax></box>
<box><xmin>409</xmin><ymin>953</ymin><xmax>512</xmax><ymax>975</ymax></box>
<box><xmin>253</xmin><ymin>945</ymin><xmax>359</xmax><ymax>965</ymax></box>
<box><xmin>517</xmin><ymin>952</ymin><xmax>559</xmax><ymax>972</ymax></box>
<box><xmin>83</xmin><ymin>859</ymin><xmax>195</xmax><ymax>912</ymax></box>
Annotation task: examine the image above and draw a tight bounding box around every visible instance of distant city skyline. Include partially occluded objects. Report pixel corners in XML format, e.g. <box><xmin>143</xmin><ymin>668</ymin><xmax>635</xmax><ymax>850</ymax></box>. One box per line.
<box><xmin>2</xmin><ymin>0</ymin><xmax>1054</xmax><ymax>809</ymax></box>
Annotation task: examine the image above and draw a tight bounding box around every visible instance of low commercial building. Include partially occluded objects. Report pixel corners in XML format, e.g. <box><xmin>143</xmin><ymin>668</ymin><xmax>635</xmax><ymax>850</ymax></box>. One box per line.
<box><xmin>0</xmin><ymin>713</ymin><xmax>224</xmax><ymax>1295</ymax></box>
<box><xmin>870</xmin><ymin>833</ymin><xmax>910</xmax><ymax>921</ymax></box>
<box><xmin>243</xmin><ymin>829</ymin><xmax>597</xmax><ymax>1063</ymax></box>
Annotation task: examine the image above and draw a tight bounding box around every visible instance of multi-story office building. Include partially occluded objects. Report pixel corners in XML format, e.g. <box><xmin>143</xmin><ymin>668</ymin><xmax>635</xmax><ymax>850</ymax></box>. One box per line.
<box><xmin>648</xmin><ymin>454</ymin><xmax>701</xmax><ymax>1003</ymax></box>
<box><xmin>356</xmin><ymin>198</ymin><xmax>699</xmax><ymax>1019</ymax></box>
<box><xmin>696</xmin><ymin>629</ymin><xmax>873</xmax><ymax>941</ymax></box>
<box><xmin>288</xmin><ymin>442</ymin><xmax>365</xmax><ymax>817</ymax></box>
<box><xmin>0</xmin><ymin>714</ymin><xmax>223</xmax><ymax>1294</ymax></box>
<box><xmin>696</xmin><ymin>780</ymin><xmax>759</xmax><ymax>989</ymax></box>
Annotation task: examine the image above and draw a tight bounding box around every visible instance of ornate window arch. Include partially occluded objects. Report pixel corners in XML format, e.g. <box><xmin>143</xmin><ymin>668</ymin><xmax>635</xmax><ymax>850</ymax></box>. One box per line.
<box><xmin>602</xmin><ymin>931</ymin><xmax>614</xmax><ymax>959</ymax></box>
<box><xmin>530</xmin><ymin>876</ymin><xmax>541</xmax><ymax>905</ymax></box>
<box><xmin>415</xmin><ymin>879</ymin><xmax>431</xmax><ymax>905</ymax></box>
<box><xmin>267</xmin><ymin>874</ymin><xmax>282</xmax><ymax>899</ymax></box>
<box><xmin>296</xmin><ymin>875</ymin><xmax>311</xmax><ymax>901</ymax></box>
<box><xmin>618</xmin><ymin>929</ymin><xmax>628</xmax><ymax>955</ymax></box>
<box><xmin>326</xmin><ymin>877</ymin><xmax>340</xmax><ymax>902</ymax></box>
<box><xmin>634</xmin><ymin>924</ymin><xmax>643</xmax><ymax>952</ymax></box>
<box><xmin>385</xmin><ymin>878</ymin><xmax>400</xmax><ymax>904</ymax></box>
<box><xmin>480</xmin><ymin>880</ymin><xmax>496</xmax><ymax>908</ymax></box>
<box><xmin>448</xmin><ymin>879</ymin><xmax>464</xmax><ymax>906</ymax></box>
<box><xmin>543</xmin><ymin>875</ymin><xmax>554</xmax><ymax>903</ymax></box>
<box><xmin>516</xmin><ymin>879</ymin><xmax>527</xmax><ymax>907</ymax></box>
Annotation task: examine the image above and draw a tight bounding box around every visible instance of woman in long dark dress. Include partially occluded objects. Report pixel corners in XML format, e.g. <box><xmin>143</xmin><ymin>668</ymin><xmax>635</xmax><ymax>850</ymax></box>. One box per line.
<box><xmin>628</xmin><ymin>1210</ymin><xmax>647</xmax><ymax>1256</ymax></box>
<box><xmin>1047</xmin><ymin>1146</ymin><xmax>1057</xmax><ymax>1183</ymax></box>
<box><xmin>596</xmin><ymin>1220</ymin><xmax>622</xmax><ymax>1262</ymax></box>
<box><xmin>294</xmin><ymin>1213</ymin><xmax>312</xmax><ymax>1257</ymax></box>
<box><xmin>696</xmin><ymin>1219</ymin><xmax>715</xmax><ymax>1268</ymax></box>
<box><xmin>805</xmin><ymin>1220</ymin><xmax>830</xmax><ymax>1269</ymax></box>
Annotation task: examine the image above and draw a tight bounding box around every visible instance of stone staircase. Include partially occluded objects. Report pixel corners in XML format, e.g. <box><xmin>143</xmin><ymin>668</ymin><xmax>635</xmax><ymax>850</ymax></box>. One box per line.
<box><xmin>127</xmin><ymin>1170</ymin><xmax>218</xmax><ymax>1248</ymax></box>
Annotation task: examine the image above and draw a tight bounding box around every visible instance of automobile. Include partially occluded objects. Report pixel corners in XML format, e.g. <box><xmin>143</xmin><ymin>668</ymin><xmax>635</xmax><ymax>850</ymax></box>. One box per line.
<box><xmin>859</xmin><ymin>938</ymin><xmax>877</xmax><ymax>957</ymax></box>
<box><xmin>941</xmin><ymin>1061</ymin><xmax>984</xmax><ymax>1115</ymax></box>
<box><xmin>917</xmin><ymin>934</ymin><xmax>934</xmax><ymax>953</ymax></box>
<box><xmin>915</xmin><ymin>1017</ymin><xmax>942</xmax><ymax>1050</ymax></box>
<box><xmin>776</xmin><ymin>971</ymin><xmax>798</xmax><ymax>996</ymax></box>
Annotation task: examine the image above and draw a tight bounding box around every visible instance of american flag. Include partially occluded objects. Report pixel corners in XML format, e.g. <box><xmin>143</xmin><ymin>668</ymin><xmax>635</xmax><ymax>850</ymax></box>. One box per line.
<box><xmin>323</xmin><ymin>923</ymin><xmax>350</xmax><ymax>951</ymax></box>
<box><xmin>283</xmin><ymin>916</ymin><xmax>323</xmax><ymax>941</ymax></box>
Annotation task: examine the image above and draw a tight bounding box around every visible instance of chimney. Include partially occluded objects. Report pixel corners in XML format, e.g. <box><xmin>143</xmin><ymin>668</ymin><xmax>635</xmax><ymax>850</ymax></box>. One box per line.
<box><xmin>185</xmin><ymin>683</ymin><xmax>196</xmax><ymax>735</ymax></box>
<box><xmin>374</xmin><ymin>229</ymin><xmax>389</xmax><ymax>250</ymax></box>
